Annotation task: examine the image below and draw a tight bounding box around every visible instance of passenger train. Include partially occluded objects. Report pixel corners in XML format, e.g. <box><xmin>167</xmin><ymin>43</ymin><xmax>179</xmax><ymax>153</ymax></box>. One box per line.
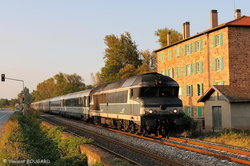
<box><xmin>31</xmin><ymin>73</ymin><xmax>184</xmax><ymax>137</ymax></box>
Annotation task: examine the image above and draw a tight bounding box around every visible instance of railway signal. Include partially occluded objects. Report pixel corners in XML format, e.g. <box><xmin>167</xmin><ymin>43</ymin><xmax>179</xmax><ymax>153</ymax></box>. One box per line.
<box><xmin>1</xmin><ymin>74</ymin><xmax>5</xmax><ymax>82</ymax></box>
<box><xmin>22</xmin><ymin>92</ymin><xmax>25</xmax><ymax>103</ymax></box>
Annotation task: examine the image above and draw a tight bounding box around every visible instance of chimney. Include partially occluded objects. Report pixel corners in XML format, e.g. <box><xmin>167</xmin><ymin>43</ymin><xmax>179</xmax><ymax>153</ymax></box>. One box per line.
<box><xmin>182</xmin><ymin>22</ymin><xmax>190</xmax><ymax>39</ymax></box>
<box><xmin>167</xmin><ymin>32</ymin><xmax>172</xmax><ymax>46</ymax></box>
<box><xmin>210</xmin><ymin>10</ymin><xmax>218</xmax><ymax>28</ymax></box>
<box><xmin>185</xmin><ymin>22</ymin><xmax>190</xmax><ymax>39</ymax></box>
<box><xmin>182</xmin><ymin>23</ymin><xmax>186</xmax><ymax>39</ymax></box>
<box><xmin>234</xmin><ymin>9</ymin><xmax>241</xmax><ymax>19</ymax></box>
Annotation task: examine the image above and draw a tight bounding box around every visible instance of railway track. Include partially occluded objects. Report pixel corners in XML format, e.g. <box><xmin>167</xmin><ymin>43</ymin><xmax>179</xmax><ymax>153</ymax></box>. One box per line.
<box><xmin>40</xmin><ymin>114</ymin><xmax>183</xmax><ymax>166</ymax></box>
<box><xmin>106</xmin><ymin>127</ymin><xmax>250</xmax><ymax>165</ymax></box>
<box><xmin>40</xmin><ymin>114</ymin><xmax>250</xmax><ymax>165</ymax></box>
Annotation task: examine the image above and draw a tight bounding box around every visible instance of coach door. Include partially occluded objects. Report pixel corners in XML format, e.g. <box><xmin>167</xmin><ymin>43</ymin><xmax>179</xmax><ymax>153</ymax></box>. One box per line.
<box><xmin>212</xmin><ymin>106</ymin><xmax>222</xmax><ymax>131</ymax></box>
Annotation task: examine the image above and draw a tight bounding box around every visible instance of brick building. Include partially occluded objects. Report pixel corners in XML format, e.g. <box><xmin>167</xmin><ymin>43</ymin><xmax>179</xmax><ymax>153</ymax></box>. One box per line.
<box><xmin>154</xmin><ymin>10</ymin><xmax>250</xmax><ymax>122</ymax></box>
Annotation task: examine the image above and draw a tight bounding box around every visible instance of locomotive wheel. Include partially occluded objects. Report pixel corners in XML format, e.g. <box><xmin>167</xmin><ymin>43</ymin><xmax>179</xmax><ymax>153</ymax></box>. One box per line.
<box><xmin>142</xmin><ymin>128</ymin><xmax>149</xmax><ymax>136</ymax></box>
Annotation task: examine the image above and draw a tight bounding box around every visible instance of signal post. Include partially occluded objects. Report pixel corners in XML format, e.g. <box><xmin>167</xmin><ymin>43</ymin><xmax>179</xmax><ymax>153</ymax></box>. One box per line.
<box><xmin>1</xmin><ymin>74</ymin><xmax>25</xmax><ymax>113</ymax></box>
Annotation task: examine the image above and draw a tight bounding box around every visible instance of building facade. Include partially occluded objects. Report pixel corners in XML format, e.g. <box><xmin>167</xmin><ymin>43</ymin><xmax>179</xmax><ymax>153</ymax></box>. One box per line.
<box><xmin>154</xmin><ymin>10</ymin><xmax>250</xmax><ymax>122</ymax></box>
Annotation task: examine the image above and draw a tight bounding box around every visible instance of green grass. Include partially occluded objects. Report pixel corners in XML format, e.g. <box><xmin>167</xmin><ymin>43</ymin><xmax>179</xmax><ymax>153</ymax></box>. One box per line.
<box><xmin>0</xmin><ymin>110</ymin><xmax>93</xmax><ymax>165</ymax></box>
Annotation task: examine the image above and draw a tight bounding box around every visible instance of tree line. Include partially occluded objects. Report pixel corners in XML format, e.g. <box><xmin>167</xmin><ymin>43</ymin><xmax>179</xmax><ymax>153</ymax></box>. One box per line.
<box><xmin>1</xmin><ymin>28</ymin><xmax>182</xmax><ymax>107</ymax></box>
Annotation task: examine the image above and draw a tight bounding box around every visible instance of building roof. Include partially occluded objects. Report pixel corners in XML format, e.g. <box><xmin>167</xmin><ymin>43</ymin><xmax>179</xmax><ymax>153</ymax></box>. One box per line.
<box><xmin>154</xmin><ymin>15</ymin><xmax>250</xmax><ymax>53</ymax></box>
<box><xmin>198</xmin><ymin>85</ymin><xmax>250</xmax><ymax>103</ymax></box>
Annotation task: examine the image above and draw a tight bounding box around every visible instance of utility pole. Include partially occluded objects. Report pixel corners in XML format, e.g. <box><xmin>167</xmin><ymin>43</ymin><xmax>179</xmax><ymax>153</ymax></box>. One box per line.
<box><xmin>1</xmin><ymin>74</ymin><xmax>25</xmax><ymax>113</ymax></box>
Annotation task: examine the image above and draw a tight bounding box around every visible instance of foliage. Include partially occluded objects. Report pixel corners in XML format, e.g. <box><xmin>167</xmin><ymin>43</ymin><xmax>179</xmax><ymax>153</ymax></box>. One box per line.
<box><xmin>155</xmin><ymin>28</ymin><xmax>182</xmax><ymax>47</ymax></box>
<box><xmin>137</xmin><ymin>50</ymin><xmax>157</xmax><ymax>74</ymax></box>
<box><xmin>100</xmin><ymin>32</ymin><xmax>142</xmax><ymax>83</ymax></box>
<box><xmin>0</xmin><ymin>113</ymin><xmax>30</xmax><ymax>163</ymax></box>
<box><xmin>32</xmin><ymin>72</ymin><xmax>86</xmax><ymax>101</ymax></box>
<box><xmin>0</xmin><ymin>110</ymin><xmax>92</xmax><ymax>165</ymax></box>
<box><xmin>97</xmin><ymin>32</ymin><xmax>157</xmax><ymax>84</ymax></box>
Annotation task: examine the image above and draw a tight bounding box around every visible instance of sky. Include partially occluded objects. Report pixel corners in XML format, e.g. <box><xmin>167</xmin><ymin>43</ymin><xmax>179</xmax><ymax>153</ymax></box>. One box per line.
<box><xmin>1</xmin><ymin>0</ymin><xmax>250</xmax><ymax>100</ymax></box>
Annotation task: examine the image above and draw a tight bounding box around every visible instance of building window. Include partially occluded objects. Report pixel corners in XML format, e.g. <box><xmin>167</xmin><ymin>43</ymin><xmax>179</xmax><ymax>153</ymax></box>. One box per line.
<box><xmin>194</xmin><ymin>61</ymin><xmax>203</xmax><ymax>74</ymax></box>
<box><xmin>184</xmin><ymin>43</ymin><xmax>192</xmax><ymax>55</ymax></box>
<box><xmin>187</xmin><ymin>64</ymin><xmax>192</xmax><ymax>75</ymax></box>
<box><xmin>213</xmin><ymin>81</ymin><xmax>225</xmax><ymax>85</ymax></box>
<box><xmin>184</xmin><ymin>85</ymin><xmax>193</xmax><ymax>96</ymax></box>
<box><xmin>194</xmin><ymin>39</ymin><xmax>202</xmax><ymax>52</ymax></box>
<box><xmin>213</xmin><ymin>33</ymin><xmax>223</xmax><ymax>47</ymax></box>
<box><xmin>197</xmin><ymin>83</ymin><xmax>204</xmax><ymax>96</ymax></box>
<box><xmin>161</xmin><ymin>52</ymin><xmax>165</xmax><ymax>62</ymax></box>
<box><xmin>168</xmin><ymin>50</ymin><xmax>172</xmax><ymax>60</ymax></box>
<box><xmin>213</xmin><ymin>57</ymin><xmax>224</xmax><ymax>71</ymax></box>
<box><xmin>184</xmin><ymin>64</ymin><xmax>192</xmax><ymax>76</ymax></box>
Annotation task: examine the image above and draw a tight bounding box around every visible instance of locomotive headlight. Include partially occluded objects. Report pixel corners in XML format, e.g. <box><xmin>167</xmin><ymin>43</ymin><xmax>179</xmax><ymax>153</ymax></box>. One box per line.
<box><xmin>173</xmin><ymin>109</ymin><xmax>178</xmax><ymax>113</ymax></box>
<box><xmin>149</xmin><ymin>109</ymin><xmax>154</xmax><ymax>114</ymax></box>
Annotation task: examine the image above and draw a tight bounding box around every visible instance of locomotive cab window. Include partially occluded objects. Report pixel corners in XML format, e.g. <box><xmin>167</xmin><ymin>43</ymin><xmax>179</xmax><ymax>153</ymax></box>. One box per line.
<box><xmin>140</xmin><ymin>87</ymin><xmax>178</xmax><ymax>97</ymax></box>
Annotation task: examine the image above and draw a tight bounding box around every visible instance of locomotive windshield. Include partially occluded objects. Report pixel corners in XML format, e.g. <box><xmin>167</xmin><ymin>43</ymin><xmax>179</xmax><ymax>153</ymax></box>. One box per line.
<box><xmin>140</xmin><ymin>87</ymin><xmax>178</xmax><ymax>97</ymax></box>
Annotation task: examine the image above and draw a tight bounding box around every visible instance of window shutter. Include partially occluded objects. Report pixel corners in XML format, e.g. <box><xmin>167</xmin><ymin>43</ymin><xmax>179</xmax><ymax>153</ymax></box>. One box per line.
<box><xmin>220</xmin><ymin>57</ymin><xmax>224</xmax><ymax>70</ymax></box>
<box><xmin>219</xmin><ymin>33</ymin><xmax>223</xmax><ymax>45</ymax></box>
<box><xmin>189</xmin><ymin>43</ymin><xmax>192</xmax><ymax>54</ymax></box>
<box><xmin>184</xmin><ymin>45</ymin><xmax>186</xmax><ymax>55</ymax></box>
<box><xmin>184</xmin><ymin>65</ymin><xmax>187</xmax><ymax>76</ymax></box>
<box><xmin>176</xmin><ymin>47</ymin><xmax>180</xmax><ymax>57</ymax></box>
<box><xmin>184</xmin><ymin>107</ymin><xmax>188</xmax><ymax>115</ymax></box>
<box><xmin>200</xmin><ymin>83</ymin><xmax>204</xmax><ymax>95</ymax></box>
<box><xmin>194</xmin><ymin>63</ymin><xmax>197</xmax><ymax>74</ymax></box>
<box><xmin>161</xmin><ymin>53</ymin><xmax>164</xmax><ymax>62</ymax></box>
<box><xmin>213</xmin><ymin>59</ymin><xmax>217</xmax><ymax>71</ymax></box>
<box><xmin>184</xmin><ymin>85</ymin><xmax>187</xmax><ymax>96</ymax></box>
<box><xmin>213</xmin><ymin>35</ymin><xmax>216</xmax><ymax>47</ymax></box>
<box><xmin>177</xmin><ymin>66</ymin><xmax>181</xmax><ymax>77</ymax></box>
<box><xmin>168</xmin><ymin>50</ymin><xmax>172</xmax><ymax>60</ymax></box>
<box><xmin>199</xmin><ymin>61</ymin><xmax>203</xmax><ymax>73</ymax></box>
<box><xmin>190</xmin><ymin>107</ymin><xmax>194</xmax><ymax>118</ymax></box>
<box><xmin>199</xmin><ymin>39</ymin><xmax>202</xmax><ymax>51</ymax></box>
<box><xmin>165</xmin><ymin>69</ymin><xmax>168</xmax><ymax>76</ymax></box>
<box><xmin>197</xmin><ymin>107</ymin><xmax>202</xmax><ymax>117</ymax></box>
<box><xmin>194</xmin><ymin>42</ymin><xmax>197</xmax><ymax>52</ymax></box>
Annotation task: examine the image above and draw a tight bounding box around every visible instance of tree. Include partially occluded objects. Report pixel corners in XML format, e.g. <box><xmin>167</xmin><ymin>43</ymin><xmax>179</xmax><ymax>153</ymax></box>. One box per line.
<box><xmin>91</xmin><ymin>72</ymin><xmax>103</xmax><ymax>87</ymax></box>
<box><xmin>155</xmin><ymin>28</ymin><xmax>182</xmax><ymax>47</ymax></box>
<box><xmin>137</xmin><ymin>50</ymin><xmax>157</xmax><ymax>74</ymax></box>
<box><xmin>100</xmin><ymin>32</ymin><xmax>141</xmax><ymax>83</ymax></box>
<box><xmin>32</xmin><ymin>72</ymin><xmax>86</xmax><ymax>101</ymax></box>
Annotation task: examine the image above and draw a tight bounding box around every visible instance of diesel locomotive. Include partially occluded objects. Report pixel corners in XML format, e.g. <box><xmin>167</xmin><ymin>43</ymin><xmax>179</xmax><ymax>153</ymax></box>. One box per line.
<box><xmin>31</xmin><ymin>72</ymin><xmax>184</xmax><ymax>137</ymax></box>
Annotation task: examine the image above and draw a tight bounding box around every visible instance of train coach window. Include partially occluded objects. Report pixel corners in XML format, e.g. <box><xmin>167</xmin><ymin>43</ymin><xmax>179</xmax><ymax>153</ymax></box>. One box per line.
<box><xmin>107</xmin><ymin>91</ymin><xmax>127</xmax><ymax>103</ymax></box>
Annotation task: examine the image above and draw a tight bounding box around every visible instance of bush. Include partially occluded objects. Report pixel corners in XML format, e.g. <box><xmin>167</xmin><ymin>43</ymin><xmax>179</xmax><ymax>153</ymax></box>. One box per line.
<box><xmin>0</xmin><ymin>110</ymin><xmax>92</xmax><ymax>165</ymax></box>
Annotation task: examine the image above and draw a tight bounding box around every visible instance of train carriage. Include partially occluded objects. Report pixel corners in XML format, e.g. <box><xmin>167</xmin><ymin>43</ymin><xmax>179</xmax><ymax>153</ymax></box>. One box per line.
<box><xmin>49</xmin><ymin>96</ymin><xmax>64</xmax><ymax>114</ymax></box>
<box><xmin>31</xmin><ymin>73</ymin><xmax>184</xmax><ymax>137</ymax></box>
<box><xmin>60</xmin><ymin>89</ymin><xmax>91</xmax><ymax>120</ymax></box>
